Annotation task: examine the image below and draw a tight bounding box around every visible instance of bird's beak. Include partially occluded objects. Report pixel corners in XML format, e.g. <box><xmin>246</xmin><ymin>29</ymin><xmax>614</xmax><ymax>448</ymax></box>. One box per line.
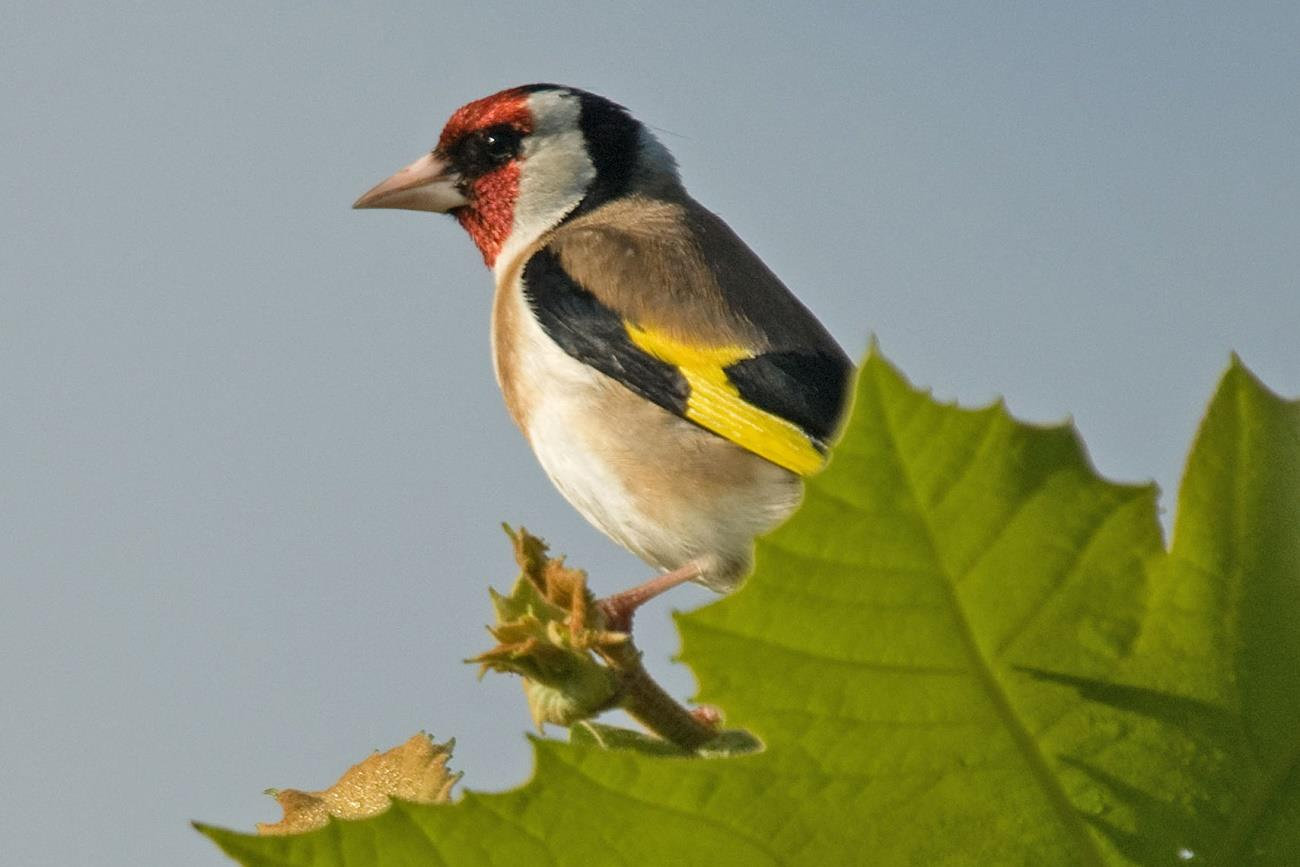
<box><xmin>352</xmin><ymin>152</ymin><xmax>468</xmax><ymax>213</ymax></box>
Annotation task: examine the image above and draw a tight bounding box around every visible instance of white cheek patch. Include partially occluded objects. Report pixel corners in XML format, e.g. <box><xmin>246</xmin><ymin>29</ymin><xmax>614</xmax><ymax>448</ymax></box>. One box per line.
<box><xmin>495</xmin><ymin>91</ymin><xmax>596</xmax><ymax>274</ymax></box>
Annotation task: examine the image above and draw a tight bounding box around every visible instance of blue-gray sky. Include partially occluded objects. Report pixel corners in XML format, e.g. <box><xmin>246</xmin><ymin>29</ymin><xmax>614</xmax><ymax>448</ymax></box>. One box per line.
<box><xmin>3</xmin><ymin>3</ymin><xmax>1297</xmax><ymax>864</ymax></box>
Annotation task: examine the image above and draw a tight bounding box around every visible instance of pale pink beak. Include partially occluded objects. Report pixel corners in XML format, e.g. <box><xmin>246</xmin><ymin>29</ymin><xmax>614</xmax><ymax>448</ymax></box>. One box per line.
<box><xmin>352</xmin><ymin>152</ymin><xmax>469</xmax><ymax>213</ymax></box>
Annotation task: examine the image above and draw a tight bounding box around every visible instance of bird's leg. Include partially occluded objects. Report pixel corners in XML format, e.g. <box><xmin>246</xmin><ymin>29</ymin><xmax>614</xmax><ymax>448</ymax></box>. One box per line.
<box><xmin>598</xmin><ymin>560</ymin><xmax>702</xmax><ymax>632</ymax></box>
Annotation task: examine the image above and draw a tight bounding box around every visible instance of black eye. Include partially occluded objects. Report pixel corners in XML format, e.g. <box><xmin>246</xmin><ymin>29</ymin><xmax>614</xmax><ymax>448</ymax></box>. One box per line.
<box><xmin>481</xmin><ymin>126</ymin><xmax>521</xmax><ymax>162</ymax></box>
<box><xmin>450</xmin><ymin>125</ymin><xmax>523</xmax><ymax>178</ymax></box>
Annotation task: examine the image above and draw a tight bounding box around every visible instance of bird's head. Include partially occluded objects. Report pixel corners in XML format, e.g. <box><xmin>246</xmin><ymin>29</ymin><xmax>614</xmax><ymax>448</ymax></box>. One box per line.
<box><xmin>355</xmin><ymin>85</ymin><xmax>678</xmax><ymax>269</ymax></box>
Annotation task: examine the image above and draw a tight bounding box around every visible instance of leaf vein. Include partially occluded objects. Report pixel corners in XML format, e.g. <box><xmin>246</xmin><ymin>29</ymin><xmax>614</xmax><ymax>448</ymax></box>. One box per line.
<box><xmin>870</xmin><ymin>363</ymin><xmax>1107</xmax><ymax>867</ymax></box>
<box><xmin>687</xmin><ymin>618</ymin><xmax>967</xmax><ymax>675</ymax></box>
<box><xmin>556</xmin><ymin>753</ymin><xmax>783</xmax><ymax>864</ymax></box>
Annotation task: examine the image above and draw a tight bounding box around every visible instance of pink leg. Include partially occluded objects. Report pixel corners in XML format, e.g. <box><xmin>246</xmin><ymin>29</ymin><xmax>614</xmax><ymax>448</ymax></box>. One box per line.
<box><xmin>598</xmin><ymin>560</ymin><xmax>702</xmax><ymax>631</ymax></box>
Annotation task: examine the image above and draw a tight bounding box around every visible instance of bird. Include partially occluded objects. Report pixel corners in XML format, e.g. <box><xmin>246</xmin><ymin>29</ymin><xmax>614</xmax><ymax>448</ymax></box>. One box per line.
<box><xmin>354</xmin><ymin>84</ymin><xmax>851</xmax><ymax>624</ymax></box>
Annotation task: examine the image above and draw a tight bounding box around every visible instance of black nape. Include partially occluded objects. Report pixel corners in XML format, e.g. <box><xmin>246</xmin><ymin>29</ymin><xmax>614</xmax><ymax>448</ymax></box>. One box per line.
<box><xmin>566</xmin><ymin>90</ymin><xmax>641</xmax><ymax>221</ymax></box>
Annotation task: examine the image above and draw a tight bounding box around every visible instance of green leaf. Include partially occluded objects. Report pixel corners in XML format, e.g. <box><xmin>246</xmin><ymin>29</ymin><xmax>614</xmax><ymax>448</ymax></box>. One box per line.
<box><xmin>199</xmin><ymin>350</ymin><xmax>1300</xmax><ymax>865</ymax></box>
<box><xmin>569</xmin><ymin>721</ymin><xmax>762</xmax><ymax>758</ymax></box>
<box><xmin>569</xmin><ymin>721</ymin><xmax>692</xmax><ymax>756</ymax></box>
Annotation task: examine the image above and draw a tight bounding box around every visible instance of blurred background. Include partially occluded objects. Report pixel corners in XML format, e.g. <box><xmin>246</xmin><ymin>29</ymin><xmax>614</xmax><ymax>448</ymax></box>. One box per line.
<box><xmin>3</xmin><ymin>3</ymin><xmax>1297</xmax><ymax>864</ymax></box>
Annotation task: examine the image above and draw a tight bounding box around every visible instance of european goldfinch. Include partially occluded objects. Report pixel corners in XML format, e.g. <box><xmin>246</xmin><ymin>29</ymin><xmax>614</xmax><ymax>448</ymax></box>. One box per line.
<box><xmin>355</xmin><ymin>85</ymin><xmax>851</xmax><ymax>619</ymax></box>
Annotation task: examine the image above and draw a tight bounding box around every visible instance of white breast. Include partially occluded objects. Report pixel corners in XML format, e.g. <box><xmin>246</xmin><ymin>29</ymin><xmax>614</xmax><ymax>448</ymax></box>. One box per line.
<box><xmin>491</xmin><ymin>278</ymin><xmax>650</xmax><ymax>553</ymax></box>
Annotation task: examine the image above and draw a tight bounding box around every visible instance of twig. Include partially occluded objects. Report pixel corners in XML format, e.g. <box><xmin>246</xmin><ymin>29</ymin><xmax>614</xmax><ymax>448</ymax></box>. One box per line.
<box><xmin>599</xmin><ymin>641</ymin><xmax>715</xmax><ymax>751</ymax></box>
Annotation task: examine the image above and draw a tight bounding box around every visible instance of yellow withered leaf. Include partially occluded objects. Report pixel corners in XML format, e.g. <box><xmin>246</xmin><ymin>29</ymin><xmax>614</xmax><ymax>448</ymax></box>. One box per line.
<box><xmin>257</xmin><ymin>733</ymin><xmax>458</xmax><ymax>835</ymax></box>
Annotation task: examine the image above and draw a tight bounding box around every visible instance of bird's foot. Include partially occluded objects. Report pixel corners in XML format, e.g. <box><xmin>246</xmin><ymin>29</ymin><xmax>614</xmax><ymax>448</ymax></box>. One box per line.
<box><xmin>596</xmin><ymin>561</ymin><xmax>702</xmax><ymax>632</ymax></box>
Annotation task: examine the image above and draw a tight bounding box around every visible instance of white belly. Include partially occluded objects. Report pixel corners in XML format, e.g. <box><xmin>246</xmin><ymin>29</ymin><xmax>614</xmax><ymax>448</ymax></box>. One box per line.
<box><xmin>495</xmin><ymin>281</ymin><xmax>662</xmax><ymax>555</ymax></box>
<box><xmin>528</xmin><ymin>385</ymin><xmax>657</xmax><ymax>556</ymax></box>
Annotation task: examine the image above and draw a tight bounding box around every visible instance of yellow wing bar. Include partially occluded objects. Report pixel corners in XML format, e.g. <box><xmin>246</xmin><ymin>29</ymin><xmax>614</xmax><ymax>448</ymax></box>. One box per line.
<box><xmin>625</xmin><ymin>324</ymin><xmax>826</xmax><ymax>476</ymax></box>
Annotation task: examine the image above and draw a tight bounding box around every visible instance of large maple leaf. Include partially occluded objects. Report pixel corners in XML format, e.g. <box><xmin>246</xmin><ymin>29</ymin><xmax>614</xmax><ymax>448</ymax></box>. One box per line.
<box><xmin>201</xmin><ymin>350</ymin><xmax>1299</xmax><ymax>865</ymax></box>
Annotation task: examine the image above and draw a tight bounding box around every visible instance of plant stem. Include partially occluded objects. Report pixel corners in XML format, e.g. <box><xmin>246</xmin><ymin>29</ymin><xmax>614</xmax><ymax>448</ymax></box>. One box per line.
<box><xmin>601</xmin><ymin>643</ymin><xmax>715</xmax><ymax>751</ymax></box>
